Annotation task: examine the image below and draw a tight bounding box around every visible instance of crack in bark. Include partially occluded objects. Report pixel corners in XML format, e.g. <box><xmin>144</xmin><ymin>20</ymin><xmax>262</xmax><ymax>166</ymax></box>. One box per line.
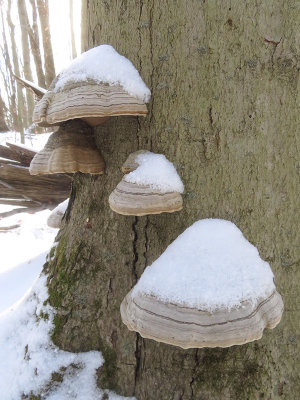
<box><xmin>106</xmin><ymin>278</ymin><xmax>112</xmax><ymax>309</ymax></box>
<box><xmin>132</xmin><ymin>216</ymin><xmax>139</xmax><ymax>283</ymax></box>
<box><xmin>148</xmin><ymin>0</ymin><xmax>155</xmax><ymax>150</ymax></box>
<box><xmin>138</xmin><ymin>0</ymin><xmax>143</xmax><ymax>72</ymax></box>
<box><xmin>143</xmin><ymin>216</ymin><xmax>149</xmax><ymax>268</ymax></box>
<box><xmin>189</xmin><ymin>349</ymin><xmax>199</xmax><ymax>399</ymax></box>
<box><xmin>134</xmin><ymin>333</ymin><xmax>142</xmax><ymax>394</ymax></box>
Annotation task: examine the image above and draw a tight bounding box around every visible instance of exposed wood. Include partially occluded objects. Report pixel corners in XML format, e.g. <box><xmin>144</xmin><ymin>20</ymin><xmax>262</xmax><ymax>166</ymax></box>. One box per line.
<box><xmin>0</xmin><ymin>206</ymin><xmax>45</xmax><ymax>219</ymax></box>
<box><xmin>13</xmin><ymin>75</ymin><xmax>46</xmax><ymax>99</ymax></box>
<box><xmin>0</xmin><ymin>143</ymin><xmax>71</xmax><ymax>209</ymax></box>
<box><xmin>0</xmin><ymin>142</ymin><xmax>37</xmax><ymax>167</ymax></box>
<box><xmin>0</xmin><ymin>224</ymin><xmax>21</xmax><ymax>231</ymax></box>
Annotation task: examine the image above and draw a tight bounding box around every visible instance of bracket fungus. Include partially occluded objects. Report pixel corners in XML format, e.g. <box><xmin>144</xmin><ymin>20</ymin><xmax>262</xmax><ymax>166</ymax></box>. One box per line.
<box><xmin>33</xmin><ymin>45</ymin><xmax>150</xmax><ymax>127</ymax></box>
<box><xmin>121</xmin><ymin>219</ymin><xmax>284</xmax><ymax>349</ymax></box>
<box><xmin>109</xmin><ymin>151</ymin><xmax>184</xmax><ymax>216</ymax></box>
<box><xmin>29</xmin><ymin>120</ymin><xmax>105</xmax><ymax>175</ymax></box>
<box><xmin>47</xmin><ymin>199</ymin><xmax>69</xmax><ymax>229</ymax></box>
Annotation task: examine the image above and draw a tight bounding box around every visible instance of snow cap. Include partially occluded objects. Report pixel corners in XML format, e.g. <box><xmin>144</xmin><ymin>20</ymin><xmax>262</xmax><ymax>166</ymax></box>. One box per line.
<box><xmin>33</xmin><ymin>45</ymin><xmax>150</xmax><ymax>127</ymax></box>
<box><xmin>109</xmin><ymin>151</ymin><xmax>184</xmax><ymax>216</ymax></box>
<box><xmin>121</xmin><ymin>219</ymin><xmax>284</xmax><ymax>348</ymax></box>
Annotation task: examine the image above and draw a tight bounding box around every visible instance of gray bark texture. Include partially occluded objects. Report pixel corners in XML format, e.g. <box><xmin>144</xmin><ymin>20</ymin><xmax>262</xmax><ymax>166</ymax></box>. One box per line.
<box><xmin>48</xmin><ymin>1</ymin><xmax>300</xmax><ymax>399</ymax></box>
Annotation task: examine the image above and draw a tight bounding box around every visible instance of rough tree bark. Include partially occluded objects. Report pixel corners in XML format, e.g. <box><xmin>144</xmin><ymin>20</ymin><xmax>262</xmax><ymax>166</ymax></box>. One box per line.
<box><xmin>17</xmin><ymin>0</ymin><xmax>34</xmax><ymax>125</ymax></box>
<box><xmin>48</xmin><ymin>1</ymin><xmax>300</xmax><ymax>399</ymax></box>
<box><xmin>36</xmin><ymin>0</ymin><xmax>55</xmax><ymax>87</ymax></box>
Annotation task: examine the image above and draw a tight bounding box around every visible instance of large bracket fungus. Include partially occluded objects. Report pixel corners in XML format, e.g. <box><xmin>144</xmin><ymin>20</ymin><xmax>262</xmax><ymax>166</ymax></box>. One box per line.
<box><xmin>109</xmin><ymin>151</ymin><xmax>184</xmax><ymax>216</ymax></box>
<box><xmin>29</xmin><ymin>120</ymin><xmax>105</xmax><ymax>175</ymax></box>
<box><xmin>121</xmin><ymin>219</ymin><xmax>284</xmax><ymax>348</ymax></box>
<box><xmin>32</xmin><ymin>45</ymin><xmax>150</xmax><ymax>127</ymax></box>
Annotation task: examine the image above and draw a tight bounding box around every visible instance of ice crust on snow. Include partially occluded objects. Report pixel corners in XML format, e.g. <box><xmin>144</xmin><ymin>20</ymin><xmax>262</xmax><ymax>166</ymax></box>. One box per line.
<box><xmin>132</xmin><ymin>219</ymin><xmax>276</xmax><ymax>311</ymax></box>
<box><xmin>53</xmin><ymin>45</ymin><xmax>151</xmax><ymax>102</ymax></box>
<box><xmin>124</xmin><ymin>152</ymin><xmax>184</xmax><ymax>193</ymax></box>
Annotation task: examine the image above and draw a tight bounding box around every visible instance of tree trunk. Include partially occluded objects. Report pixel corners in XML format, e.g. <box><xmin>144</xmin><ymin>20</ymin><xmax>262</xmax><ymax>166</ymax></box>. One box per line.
<box><xmin>0</xmin><ymin>93</ymin><xmax>8</xmax><ymax>132</ymax></box>
<box><xmin>27</xmin><ymin>0</ymin><xmax>46</xmax><ymax>88</ymax></box>
<box><xmin>7</xmin><ymin>0</ymin><xmax>26</xmax><ymax>142</ymax></box>
<box><xmin>69</xmin><ymin>0</ymin><xmax>77</xmax><ymax>59</ymax></box>
<box><xmin>0</xmin><ymin>10</ymin><xmax>17</xmax><ymax>131</ymax></box>
<box><xmin>48</xmin><ymin>1</ymin><xmax>300</xmax><ymax>399</ymax></box>
<box><xmin>17</xmin><ymin>0</ymin><xmax>34</xmax><ymax>125</ymax></box>
<box><xmin>36</xmin><ymin>0</ymin><xmax>55</xmax><ymax>87</ymax></box>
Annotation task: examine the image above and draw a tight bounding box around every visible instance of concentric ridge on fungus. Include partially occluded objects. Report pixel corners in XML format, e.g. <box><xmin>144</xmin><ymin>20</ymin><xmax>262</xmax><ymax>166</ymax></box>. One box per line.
<box><xmin>29</xmin><ymin>121</ymin><xmax>105</xmax><ymax>175</ymax></box>
<box><xmin>33</xmin><ymin>80</ymin><xmax>148</xmax><ymax>127</ymax></box>
<box><xmin>121</xmin><ymin>289</ymin><xmax>284</xmax><ymax>349</ymax></box>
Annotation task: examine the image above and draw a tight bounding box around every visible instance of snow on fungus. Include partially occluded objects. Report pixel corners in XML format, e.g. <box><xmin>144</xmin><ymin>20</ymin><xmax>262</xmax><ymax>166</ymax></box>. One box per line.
<box><xmin>109</xmin><ymin>151</ymin><xmax>184</xmax><ymax>216</ymax></box>
<box><xmin>33</xmin><ymin>45</ymin><xmax>150</xmax><ymax>127</ymax></box>
<box><xmin>47</xmin><ymin>198</ymin><xmax>69</xmax><ymax>229</ymax></box>
<box><xmin>29</xmin><ymin>120</ymin><xmax>105</xmax><ymax>175</ymax></box>
<box><xmin>121</xmin><ymin>219</ymin><xmax>284</xmax><ymax>349</ymax></box>
<box><xmin>124</xmin><ymin>152</ymin><xmax>184</xmax><ymax>193</ymax></box>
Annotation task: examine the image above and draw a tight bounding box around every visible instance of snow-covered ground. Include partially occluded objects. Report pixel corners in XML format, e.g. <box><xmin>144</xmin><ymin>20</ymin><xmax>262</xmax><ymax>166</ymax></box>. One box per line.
<box><xmin>0</xmin><ymin>131</ymin><xmax>135</xmax><ymax>399</ymax></box>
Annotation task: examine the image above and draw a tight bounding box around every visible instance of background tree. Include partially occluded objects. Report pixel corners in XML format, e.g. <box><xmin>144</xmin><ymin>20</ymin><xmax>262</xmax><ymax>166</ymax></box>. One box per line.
<box><xmin>17</xmin><ymin>0</ymin><xmax>34</xmax><ymax>124</ymax></box>
<box><xmin>69</xmin><ymin>0</ymin><xmax>77</xmax><ymax>59</ymax></box>
<box><xmin>0</xmin><ymin>92</ymin><xmax>8</xmax><ymax>131</ymax></box>
<box><xmin>46</xmin><ymin>1</ymin><xmax>299</xmax><ymax>399</ymax></box>
<box><xmin>36</xmin><ymin>0</ymin><xmax>55</xmax><ymax>87</ymax></box>
<box><xmin>7</xmin><ymin>0</ymin><xmax>26</xmax><ymax>141</ymax></box>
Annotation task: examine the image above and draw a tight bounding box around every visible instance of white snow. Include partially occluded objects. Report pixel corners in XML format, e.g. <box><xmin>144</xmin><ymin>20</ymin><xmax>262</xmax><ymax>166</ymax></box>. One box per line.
<box><xmin>0</xmin><ymin>210</ymin><xmax>57</xmax><ymax>276</ymax></box>
<box><xmin>53</xmin><ymin>198</ymin><xmax>69</xmax><ymax>214</ymax></box>
<box><xmin>0</xmin><ymin>273</ymin><xmax>104</xmax><ymax>400</ymax></box>
<box><xmin>124</xmin><ymin>152</ymin><xmax>184</xmax><ymax>193</ymax></box>
<box><xmin>47</xmin><ymin>198</ymin><xmax>69</xmax><ymax>228</ymax></box>
<box><xmin>53</xmin><ymin>44</ymin><xmax>151</xmax><ymax>102</ymax></box>
<box><xmin>132</xmin><ymin>219</ymin><xmax>276</xmax><ymax>311</ymax></box>
<box><xmin>0</xmin><ymin>130</ymin><xmax>51</xmax><ymax>151</ymax></box>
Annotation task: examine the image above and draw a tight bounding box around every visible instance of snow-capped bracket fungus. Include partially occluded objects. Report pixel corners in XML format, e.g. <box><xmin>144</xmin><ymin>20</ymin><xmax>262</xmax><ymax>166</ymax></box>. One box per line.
<box><xmin>33</xmin><ymin>45</ymin><xmax>151</xmax><ymax>127</ymax></box>
<box><xmin>29</xmin><ymin>120</ymin><xmax>105</xmax><ymax>175</ymax></box>
<box><xmin>47</xmin><ymin>199</ymin><xmax>69</xmax><ymax>229</ymax></box>
<box><xmin>121</xmin><ymin>219</ymin><xmax>284</xmax><ymax>349</ymax></box>
<box><xmin>109</xmin><ymin>151</ymin><xmax>184</xmax><ymax>216</ymax></box>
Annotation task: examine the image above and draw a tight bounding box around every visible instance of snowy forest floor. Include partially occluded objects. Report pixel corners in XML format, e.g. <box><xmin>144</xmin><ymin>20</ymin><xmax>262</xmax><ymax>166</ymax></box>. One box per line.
<box><xmin>0</xmin><ymin>132</ymin><xmax>135</xmax><ymax>400</ymax></box>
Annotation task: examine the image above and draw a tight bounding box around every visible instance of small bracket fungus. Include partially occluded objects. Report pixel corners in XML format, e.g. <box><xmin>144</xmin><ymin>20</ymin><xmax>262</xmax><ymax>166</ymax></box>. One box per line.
<box><xmin>109</xmin><ymin>151</ymin><xmax>184</xmax><ymax>216</ymax></box>
<box><xmin>33</xmin><ymin>45</ymin><xmax>151</xmax><ymax>127</ymax></box>
<box><xmin>121</xmin><ymin>219</ymin><xmax>284</xmax><ymax>349</ymax></box>
<box><xmin>29</xmin><ymin>120</ymin><xmax>105</xmax><ymax>175</ymax></box>
<box><xmin>47</xmin><ymin>199</ymin><xmax>69</xmax><ymax>229</ymax></box>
